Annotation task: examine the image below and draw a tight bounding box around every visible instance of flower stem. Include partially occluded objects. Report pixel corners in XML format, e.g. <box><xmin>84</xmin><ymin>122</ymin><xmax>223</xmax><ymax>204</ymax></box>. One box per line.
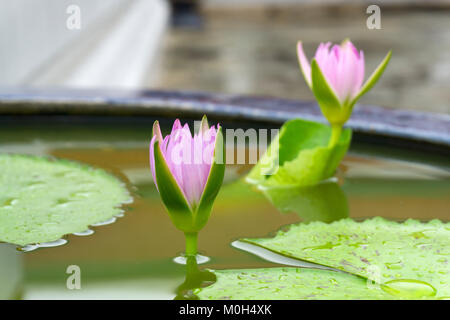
<box><xmin>328</xmin><ymin>124</ymin><xmax>342</xmax><ymax>148</ymax></box>
<box><xmin>184</xmin><ymin>232</ymin><xmax>198</xmax><ymax>257</ymax></box>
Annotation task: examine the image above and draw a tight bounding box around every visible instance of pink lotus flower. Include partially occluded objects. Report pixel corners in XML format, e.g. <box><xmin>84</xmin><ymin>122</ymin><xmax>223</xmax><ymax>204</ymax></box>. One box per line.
<box><xmin>297</xmin><ymin>40</ymin><xmax>391</xmax><ymax>125</ymax></box>
<box><xmin>149</xmin><ymin>117</ymin><xmax>225</xmax><ymax>238</ymax></box>
<box><xmin>150</xmin><ymin>118</ymin><xmax>220</xmax><ymax>207</ymax></box>
<box><xmin>298</xmin><ymin>40</ymin><xmax>365</xmax><ymax>103</ymax></box>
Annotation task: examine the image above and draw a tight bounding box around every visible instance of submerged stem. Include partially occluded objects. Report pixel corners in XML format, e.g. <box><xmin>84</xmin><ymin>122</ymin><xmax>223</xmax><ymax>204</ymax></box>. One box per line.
<box><xmin>328</xmin><ymin>124</ymin><xmax>342</xmax><ymax>148</ymax></box>
<box><xmin>184</xmin><ymin>232</ymin><xmax>198</xmax><ymax>257</ymax></box>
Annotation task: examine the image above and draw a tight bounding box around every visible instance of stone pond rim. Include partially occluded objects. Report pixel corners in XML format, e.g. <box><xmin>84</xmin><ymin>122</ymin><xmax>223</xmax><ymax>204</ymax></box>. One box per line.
<box><xmin>0</xmin><ymin>88</ymin><xmax>448</xmax><ymax>155</ymax></box>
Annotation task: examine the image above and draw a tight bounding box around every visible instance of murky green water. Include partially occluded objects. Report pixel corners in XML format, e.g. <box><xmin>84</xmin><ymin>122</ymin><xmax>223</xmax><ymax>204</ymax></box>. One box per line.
<box><xmin>0</xmin><ymin>121</ymin><xmax>448</xmax><ymax>299</ymax></box>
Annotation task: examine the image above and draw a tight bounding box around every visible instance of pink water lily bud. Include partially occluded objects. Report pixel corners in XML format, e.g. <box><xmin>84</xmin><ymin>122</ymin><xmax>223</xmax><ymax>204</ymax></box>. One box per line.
<box><xmin>149</xmin><ymin>116</ymin><xmax>225</xmax><ymax>233</ymax></box>
<box><xmin>299</xmin><ymin>40</ymin><xmax>365</xmax><ymax>103</ymax></box>
<box><xmin>297</xmin><ymin>40</ymin><xmax>391</xmax><ymax>125</ymax></box>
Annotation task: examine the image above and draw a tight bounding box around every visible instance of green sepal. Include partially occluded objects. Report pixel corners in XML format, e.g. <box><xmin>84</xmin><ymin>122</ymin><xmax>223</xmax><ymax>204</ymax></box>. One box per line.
<box><xmin>311</xmin><ymin>59</ymin><xmax>343</xmax><ymax>125</ymax></box>
<box><xmin>353</xmin><ymin>50</ymin><xmax>392</xmax><ymax>104</ymax></box>
<box><xmin>193</xmin><ymin>126</ymin><xmax>225</xmax><ymax>231</ymax></box>
<box><xmin>200</xmin><ymin>115</ymin><xmax>210</xmax><ymax>134</ymax></box>
<box><xmin>153</xmin><ymin>139</ymin><xmax>194</xmax><ymax>231</ymax></box>
<box><xmin>246</xmin><ymin>119</ymin><xmax>351</xmax><ymax>188</ymax></box>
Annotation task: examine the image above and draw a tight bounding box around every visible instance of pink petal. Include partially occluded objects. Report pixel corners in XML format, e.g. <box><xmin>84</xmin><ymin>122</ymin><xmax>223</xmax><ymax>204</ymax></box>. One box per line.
<box><xmin>353</xmin><ymin>50</ymin><xmax>365</xmax><ymax>99</ymax></box>
<box><xmin>297</xmin><ymin>42</ymin><xmax>312</xmax><ymax>87</ymax></box>
<box><xmin>149</xmin><ymin>134</ymin><xmax>158</xmax><ymax>190</ymax></box>
<box><xmin>312</xmin><ymin>40</ymin><xmax>366</xmax><ymax>103</ymax></box>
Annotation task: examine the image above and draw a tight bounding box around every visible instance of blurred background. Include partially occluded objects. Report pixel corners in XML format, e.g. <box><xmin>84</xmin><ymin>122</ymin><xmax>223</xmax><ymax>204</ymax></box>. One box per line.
<box><xmin>0</xmin><ymin>0</ymin><xmax>449</xmax><ymax>113</ymax></box>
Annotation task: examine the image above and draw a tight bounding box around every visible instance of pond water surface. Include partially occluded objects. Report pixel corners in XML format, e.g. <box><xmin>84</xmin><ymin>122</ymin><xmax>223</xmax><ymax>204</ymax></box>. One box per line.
<box><xmin>0</xmin><ymin>120</ymin><xmax>448</xmax><ymax>299</ymax></box>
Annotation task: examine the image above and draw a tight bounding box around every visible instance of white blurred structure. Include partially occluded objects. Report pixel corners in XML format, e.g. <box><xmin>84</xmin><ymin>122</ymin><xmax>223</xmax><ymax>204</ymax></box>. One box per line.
<box><xmin>0</xmin><ymin>0</ymin><xmax>169</xmax><ymax>88</ymax></box>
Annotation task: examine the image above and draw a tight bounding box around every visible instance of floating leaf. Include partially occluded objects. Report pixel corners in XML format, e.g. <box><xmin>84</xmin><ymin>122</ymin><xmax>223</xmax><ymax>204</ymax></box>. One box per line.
<box><xmin>0</xmin><ymin>154</ymin><xmax>132</xmax><ymax>246</ymax></box>
<box><xmin>195</xmin><ymin>267</ymin><xmax>396</xmax><ymax>300</ymax></box>
<box><xmin>259</xmin><ymin>181</ymin><xmax>349</xmax><ymax>223</ymax></box>
<box><xmin>246</xmin><ymin>119</ymin><xmax>351</xmax><ymax>187</ymax></box>
<box><xmin>241</xmin><ymin>218</ymin><xmax>450</xmax><ymax>298</ymax></box>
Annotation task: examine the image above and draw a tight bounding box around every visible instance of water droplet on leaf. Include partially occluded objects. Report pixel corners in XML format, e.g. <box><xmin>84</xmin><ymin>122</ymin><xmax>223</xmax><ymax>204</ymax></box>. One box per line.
<box><xmin>381</xmin><ymin>279</ymin><xmax>436</xmax><ymax>299</ymax></box>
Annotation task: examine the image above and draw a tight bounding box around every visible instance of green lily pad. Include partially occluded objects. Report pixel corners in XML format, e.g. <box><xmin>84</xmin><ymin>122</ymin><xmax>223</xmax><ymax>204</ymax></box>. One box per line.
<box><xmin>241</xmin><ymin>218</ymin><xmax>450</xmax><ymax>297</ymax></box>
<box><xmin>246</xmin><ymin>119</ymin><xmax>351</xmax><ymax>187</ymax></box>
<box><xmin>0</xmin><ymin>154</ymin><xmax>132</xmax><ymax>246</ymax></box>
<box><xmin>195</xmin><ymin>267</ymin><xmax>396</xmax><ymax>300</ymax></box>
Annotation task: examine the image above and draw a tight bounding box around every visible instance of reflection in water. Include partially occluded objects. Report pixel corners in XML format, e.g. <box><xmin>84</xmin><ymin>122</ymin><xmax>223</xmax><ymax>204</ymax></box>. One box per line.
<box><xmin>173</xmin><ymin>254</ymin><xmax>210</xmax><ymax>265</ymax></box>
<box><xmin>174</xmin><ymin>256</ymin><xmax>216</xmax><ymax>300</ymax></box>
<box><xmin>259</xmin><ymin>180</ymin><xmax>349</xmax><ymax>223</ymax></box>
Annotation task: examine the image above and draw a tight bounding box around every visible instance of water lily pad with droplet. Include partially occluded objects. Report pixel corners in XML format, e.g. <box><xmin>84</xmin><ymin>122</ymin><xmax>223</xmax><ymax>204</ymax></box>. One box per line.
<box><xmin>0</xmin><ymin>154</ymin><xmax>132</xmax><ymax>246</ymax></box>
<box><xmin>241</xmin><ymin>217</ymin><xmax>450</xmax><ymax>298</ymax></box>
<box><xmin>195</xmin><ymin>267</ymin><xmax>398</xmax><ymax>300</ymax></box>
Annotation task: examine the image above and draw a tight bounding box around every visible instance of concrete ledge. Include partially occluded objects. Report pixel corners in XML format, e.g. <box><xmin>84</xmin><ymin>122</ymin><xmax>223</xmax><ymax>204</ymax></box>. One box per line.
<box><xmin>0</xmin><ymin>88</ymin><xmax>448</xmax><ymax>152</ymax></box>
